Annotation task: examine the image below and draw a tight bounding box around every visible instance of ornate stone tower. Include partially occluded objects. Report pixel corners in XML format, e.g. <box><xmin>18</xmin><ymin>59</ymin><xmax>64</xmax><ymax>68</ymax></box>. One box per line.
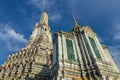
<box><xmin>0</xmin><ymin>12</ymin><xmax>53</xmax><ymax>80</ymax></box>
<box><xmin>51</xmin><ymin>19</ymin><xmax>120</xmax><ymax>80</ymax></box>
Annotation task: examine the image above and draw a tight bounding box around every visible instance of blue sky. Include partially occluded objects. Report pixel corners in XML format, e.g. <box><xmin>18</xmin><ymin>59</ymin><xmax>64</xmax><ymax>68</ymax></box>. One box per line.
<box><xmin>0</xmin><ymin>0</ymin><xmax>120</xmax><ymax>69</ymax></box>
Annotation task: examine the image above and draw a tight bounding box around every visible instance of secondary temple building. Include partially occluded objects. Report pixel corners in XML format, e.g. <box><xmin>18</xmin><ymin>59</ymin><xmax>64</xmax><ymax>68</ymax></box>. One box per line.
<box><xmin>0</xmin><ymin>12</ymin><xmax>120</xmax><ymax>80</ymax></box>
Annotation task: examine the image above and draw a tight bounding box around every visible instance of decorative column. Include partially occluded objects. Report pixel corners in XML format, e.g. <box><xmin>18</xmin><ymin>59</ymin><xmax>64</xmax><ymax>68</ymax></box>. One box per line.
<box><xmin>77</xmin><ymin>32</ymin><xmax>88</xmax><ymax>79</ymax></box>
<box><xmin>61</xmin><ymin>33</ymin><xmax>66</xmax><ymax>78</ymax></box>
<box><xmin>72</xmin><ymin>40</ymin><xmax>77</xmax><ymax>61</ymax></box>
<box><xmin>80</xmin><ymin>32</ymin><xmax>93</xmax><ymax>80</ymax></box>
<box><xmin>78</xmin><ymin>32</ymin><xmax>88</xmax><ymax>64</ymax></box>
<box><xmin>61</xmin><ymin>34</ymin><xmax>67</xmax><ymax>60</ymax></box>
<box><xmin>74</xmin><ymin>35</ymin><xmax>83</xmax><ymax>64</ymax></box>
<box><xmin>82</xmin><ymin>31</ymin><xmax>93</xmax><ymax>65</ymax></box>
<box><xmin>58</xmin><ymin>35</ymin><xmax>62</xmax><ymax>59</ymax></box>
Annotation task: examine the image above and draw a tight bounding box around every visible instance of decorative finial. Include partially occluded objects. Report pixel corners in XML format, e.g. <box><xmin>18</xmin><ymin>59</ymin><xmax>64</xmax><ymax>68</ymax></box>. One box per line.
<box><xmin>72</xmin><ymin>15</ymin><xmax>78</xmax><ymax>26</ymax></box>
<box><xmin>72</xmin><ymin>15</ymin><xmax>76</xmax><ymax>22</ymax></box>
<box><xmin>72</xmin><ymin>15</ymin><xmax>81</xmax><ymax>31</ymax></box>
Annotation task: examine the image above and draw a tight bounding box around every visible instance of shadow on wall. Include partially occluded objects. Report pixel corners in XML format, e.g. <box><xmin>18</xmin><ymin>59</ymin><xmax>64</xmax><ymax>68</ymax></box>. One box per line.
<box><xmin>26</xmin><ymin>64</ymin><xmax>51</xmax><ymax>80</ymax></box>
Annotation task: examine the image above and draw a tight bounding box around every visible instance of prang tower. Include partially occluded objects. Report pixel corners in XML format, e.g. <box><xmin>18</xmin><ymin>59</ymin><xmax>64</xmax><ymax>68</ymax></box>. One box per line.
<box><xmin>0</xmin><ymin>12</ymin><xmax>53</xmax><ymax>80</ymax></box>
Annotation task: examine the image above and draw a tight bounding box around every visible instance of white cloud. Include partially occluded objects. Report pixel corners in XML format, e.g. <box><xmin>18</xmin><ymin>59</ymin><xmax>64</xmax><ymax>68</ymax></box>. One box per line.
<box><xmin>108</xmin><ymin>45</ymin><xmax>120</xmax><ymax>70</ymax></box>
<box><xmin>49</xmin><ymin>13</ymin><xmax>62</xmax><ymax>22</ymax></box>
<box><xmin>114</xmin><ymin>32</ymin><xmax>120</xmax><ymax>40</ymax></box>
<box><xmin>8</xmin><ymin>29</ymin><xmax>27</xmax><ymax>43</ymax></box>
<box><xmin>29</xmin><ymin>0</ymin><xmax>55</xmax><ymax>11</ymax></box>
<box><xmin>28</xmin><ymin>0</ymin><xmax>62</xmax><ymax>22</ymax></box>
<box><xmin>97</xmin><ymin>36</ymin><xmax>104</xmax><ymax>43</ymax></box>
<box><xmin>112</xmin><ymin>20</ymin><xmax>120</xmax><ymax>40</ymax></box>
<box><xmin>66</xmin><ymin>0</ymin><xmax>78</xmax><ymax>13</ymax></box>
<box><xmin>96</xmin><ymin>35</ymin><xmax>119</xmax><ymax>69</ymax></box>
<box><xmin>0</xmin><ymin>23</ymin><xmax>27</xmax><ymax>51</ymax></box>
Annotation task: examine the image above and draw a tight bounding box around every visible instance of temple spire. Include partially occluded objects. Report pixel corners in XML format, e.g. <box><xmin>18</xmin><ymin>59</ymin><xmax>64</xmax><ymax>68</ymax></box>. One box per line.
<box><xmin>72</xmin><ymin>15</ymin><xmax>81</xmax><ymax>31</ymax></box>
<box><xmin>73</xmin><ymin>15</ymin><xmax>81</xmax><ymax>27</ymax></box>
<box><xmin>39</xmin><ymin>11</ymin><xmax>48</xmax><ymax>26</ymax></box>
<box><xmin>73</xmin><ymin>15</ymin><xmax>78</xmax><ymax>26</ymax></box>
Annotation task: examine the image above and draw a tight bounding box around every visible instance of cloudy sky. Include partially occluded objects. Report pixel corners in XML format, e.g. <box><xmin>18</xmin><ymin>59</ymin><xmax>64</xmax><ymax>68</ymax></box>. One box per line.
<box><xmin>0</xmin><ymin>0</ymin><xmax>120</xmax><ymax>69</ymax></box>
